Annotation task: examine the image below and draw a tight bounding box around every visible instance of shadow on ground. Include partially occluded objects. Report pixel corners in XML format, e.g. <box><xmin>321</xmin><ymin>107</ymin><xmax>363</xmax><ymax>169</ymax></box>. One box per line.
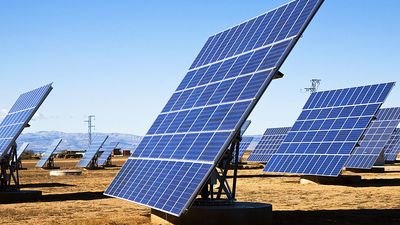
<box><xmin>348</xmin><ymin>178</ymin><xmax>400</xmax><ymax>187</ymax></box>
<box><xmin>40</xmin><ymin>191</ymin><xmax>109</xmax><ymax>202</ymax></box>
<box><xmin>20</xmin><ymin>183</ymin><xmax>75</xmax><ymax>188</ymax></box>
<box><xmin>273</xmin><ymin>209</ymin><xmax>400</xmax><ymax>225</ymax></box>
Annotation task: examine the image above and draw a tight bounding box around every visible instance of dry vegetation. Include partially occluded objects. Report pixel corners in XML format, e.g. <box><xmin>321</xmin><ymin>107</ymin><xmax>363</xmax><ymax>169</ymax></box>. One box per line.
<box><xmin>1</xmin><ymin>157</ymin><xmax>400</xmax><ymax>225</ymax></box>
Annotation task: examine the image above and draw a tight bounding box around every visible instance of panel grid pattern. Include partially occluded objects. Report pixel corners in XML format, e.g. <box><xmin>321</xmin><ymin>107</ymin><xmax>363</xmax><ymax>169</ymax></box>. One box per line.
<box><xmin>0</xmin><ymin>84</ymin><xmax>53</xmax><ymax>158</ymax></box>
<box><xmin>36</xmin><ymin>139</ymin><xmax>62</xmax><ymax>168</ymax></box>
<box><xmin>248</xmin><ymin>127</ymin><xmax>291</xmax><ymax>162</ymax></box>
<box><xmin>77</xmin><ymin>136</ymin><xmax>108</xmax><ymax>168</ymax></box>
<box><xmin>264</xmin><ymin>83</ymin><xmax>395</xmax><ymax>177</ymax></box>
<box><xmin>105</xmin><ymin>0</ymin><xmax>324</xmax><ymax>216</ymax></box>
<box><xmin>346</xmin><ymin>107</ymin><xmax>400</xmax><ymax>169</ymax></box>
<box><xmin>98</xmin><ymin>142</ymin><xmax>119</xmax><ymax>166</ymax></box>
<box><xmin>384</xmin><ymin>128</ymin><xmax>400</xmax><ymax>161</ymax></box>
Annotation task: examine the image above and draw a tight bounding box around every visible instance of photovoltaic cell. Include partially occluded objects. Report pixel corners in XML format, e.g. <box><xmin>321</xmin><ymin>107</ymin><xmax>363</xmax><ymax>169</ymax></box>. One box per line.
<box><xmin>264</xmin><ymin>82</ymin><xmax>395</xmax><ymax>177</ymax></box>
<box><xmin>105</xmin><ymin>0</ymin><xmax>325</xmax><ymax>216</ymax></box>
<box><xmin>0</xmin><ymin>84</ymin><xmax>53</xmax><ymax>158</ymax></box>
<box><xmin>77</xmin><ymin>136</ymin><xmax>108</xmax><ymax>168</ymax></box>
<box><xmin>16</xmin><ymin>142</ymin><xmax>30</xmax><ymax>160</ymax></box>
<box><xmin>346</xmin><ymin>107</ymin><xmax>400</xmax><ymax>169</ymax></box>
<box><xmin>247</xmin><ymin>127</ymin><xmax>291</xmax><ymax>163</ymax></box>
<box><xmin>384</xmin><ymin>128</ymin><xmax>400</xmax><ymax>161</ymax></box>
<box><xmin>98</xmin><ymin>142</ymin><xmax>119</xmax><ymax>166</ymax></box>
<box><xmin>36</xmin><ymin>139</ymin><xmax>62</xmax><ymax>168</ymax></box>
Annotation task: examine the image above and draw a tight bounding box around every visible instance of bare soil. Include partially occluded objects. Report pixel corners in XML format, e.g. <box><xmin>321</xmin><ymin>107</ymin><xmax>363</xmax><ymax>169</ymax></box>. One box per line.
<box><xmin>1</xmin><ymin>157</ymin><xmax>399</xmax><ymax>225</ymax></box>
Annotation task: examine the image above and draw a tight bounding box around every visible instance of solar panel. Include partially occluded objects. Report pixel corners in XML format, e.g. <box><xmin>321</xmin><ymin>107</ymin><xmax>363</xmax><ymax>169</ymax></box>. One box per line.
<box><xmin>247</xmin><ymin>127</ymin><xmax>291</xmax><ymax>163</ymax></box>
<box><xmin>97</xmin><ymin>142</ymin><xmax>119</xmax><ymax>166</ymax></box>
<box><xmin>16</xmin><ymin>142</ymin><xmax>30</xmax><ymax>160</ymax></box>
<box><xmin>36</xmin><ymin>139</ymin><xmax>62</xmax><ymax>168</ymax></box>
<box><xmin>264</xmin><ymin>82</ymin><xmax>395</xmax><ymax>177</ymax></box>
<box><xmin>105</xmin><ymin>0</ymin><xmax>325</xmax><ymax>216</ymax></box>
<box><xmin>0</xmin><ymin>84</ymin><xmax>53</xmax><ymax>158</ymax></box>
<box><xmin>233</xmin><ymin>136</ymin><xmax>254</xmax><ymax>163</ymax></box>
<box><xmin>346</xmin><ymin>107</ymin><xmax>400</xmax><ymax>169</ymax></box>
<box><xmin>77</xmin><ymin>136</ymin><xmax>108</xmax><ymax>168</ymax></box>
<box><xmin>384</xmin><ymin>128</ymin><xmax>400</xmax><ymax>161</ymax></box>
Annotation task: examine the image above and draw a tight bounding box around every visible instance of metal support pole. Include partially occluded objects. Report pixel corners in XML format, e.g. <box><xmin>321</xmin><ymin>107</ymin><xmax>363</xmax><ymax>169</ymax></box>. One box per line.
<box><xmin>231</xmin><ymin>139</ymin><xmax>240</xmax><ymax>200</ymax></box>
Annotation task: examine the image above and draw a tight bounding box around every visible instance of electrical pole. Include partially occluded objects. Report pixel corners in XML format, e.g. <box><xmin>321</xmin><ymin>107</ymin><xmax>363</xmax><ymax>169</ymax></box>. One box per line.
<box><xmin>84</xmin><ymin>115</ymin><xmax>95</xmax><ymax>146</ymax></box>
<box><xmin>304</xmin><ymin>79</ymin><xmax>321</xmax><ymax>94</ymax></box>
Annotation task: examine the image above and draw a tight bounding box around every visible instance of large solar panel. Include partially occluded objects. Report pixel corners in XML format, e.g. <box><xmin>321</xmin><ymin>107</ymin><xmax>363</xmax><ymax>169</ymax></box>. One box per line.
<box><xmin>0</xmin><ymin>84</ymin><xmax>53</xmax><ymax>158</ymax></box>
<box><xmin>346</xmin><ymin>107</ymin><xmax>400</xmax><ymax>169</ymax></box>
<box><xmin>77</xmin><ymin>136</ymin><xmax>108</xmax><ymax>168</ymax></box>
<box><xmin>97</xmin><ymin>142</ymin><xmax>119</xmax><ymax>166</ymax></box>
<box><xmin>105</xmin><ymin>0</ymin><xmax>325</xmax><ymax>216</ymax></box>
<box><xmin>36</xmin><ymin>139</ymin><xmax>62</xmax><ymax>168</ymax></box>
<box><xmin>247</xmin><ymin>127</ymin><xmax>291</xmax><ymax>163</ymax></box>
<box><xmin>264</xmin><ymin>83</ymin><xmax>395</xmax><ymax>177</ymax></box>
<box><xmin>16</xmin><ymin>142</ymin><xmax>30</xmax><ymax>160</ymax></box>
<box><xmin>384</xmin><ymin>128</ymin><xmax>400</xmax><ymax>161</ymax></box>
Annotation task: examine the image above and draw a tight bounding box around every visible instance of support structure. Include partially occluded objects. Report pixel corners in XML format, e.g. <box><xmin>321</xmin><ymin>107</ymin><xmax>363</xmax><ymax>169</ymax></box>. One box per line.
<box><xmin>197</xmin><ymin>133</ymin><xmax>241</xmax><ymax>204</ymax></box>
<box><xmin>0</xmin><ymin>143</ymin><xmax>20</xmax><ymax>190</ymax></box>
<box><xmin>104</xmin><ymin>156</ymin><xmax>114</xmax><ymax>167</ymax></box>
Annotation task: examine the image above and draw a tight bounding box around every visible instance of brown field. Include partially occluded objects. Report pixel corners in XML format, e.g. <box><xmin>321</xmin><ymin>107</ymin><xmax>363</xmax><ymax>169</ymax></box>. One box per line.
<box><xmin>1</xmin><ymin>157</ymin><xmax>400</xmax><ymax>225</ymax></box>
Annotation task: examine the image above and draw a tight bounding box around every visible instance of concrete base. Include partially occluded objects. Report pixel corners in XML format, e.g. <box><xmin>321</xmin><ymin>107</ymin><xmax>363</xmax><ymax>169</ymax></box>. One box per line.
<box><xmin>0</xmin><ymin>190</ymin><xmax>42</xmax><ymax>203</ymax></box>
<box><xmin>42</xmin><ymin>166</ymin><xmax>61</xmax><ymax>170</ymax></box>
<box><xmin>300</xmin><ymin>175</ymin><xmax>362</xmax><ymax>185</ymax></box>
<box><xmin>151</xmin><ymin>201</ymin><xmax>272</xmax><ymax>225</ymax></box>
<box><xmin>50</xmin><ymin>170</ymin><xmax>82</xmax><ymax>176</ymax></box>
<box><xmin>345</xmin><ymin>167</ymin><xmax>385</xmax><ymax>173</ymax></box>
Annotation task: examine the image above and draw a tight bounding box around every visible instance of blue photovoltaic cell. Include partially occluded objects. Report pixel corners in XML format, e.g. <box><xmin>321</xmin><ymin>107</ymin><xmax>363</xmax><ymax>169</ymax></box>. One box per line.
<box><xmin>346</xmin><ymin>107</ymin><xmax>400</xmax><ymax>169</ymax></box>
<box><xmin>98</xmin><ymin>142</ymin><xmax>119</xmax><ymax>166</ymax></box>
<box><xmin>36</xmin><ymin>139</ymin><xmax>62</xmax><ymax>168</ymax></box>
<box><xmin>247</xmin><ymin>127</ymin><xmax>291</xmax><ymax>162</ymax></box>
<box><xmin>384</xmin><ymin>128</ymin><xmax>400</xmax><ymax>161</ymax></box>
<box><xmin>233</xmin><ymin>136</ymin><xmax>254</xmax><ymax>163</ymax></box>
<box><xmin>77</xmin><ymin>136</ymin><xmax>108</xmax><ymax>168</ymax></box>
<box><xmin>0</xmin><ymin>84</ymin><xmax>53</xmax><ymax>158</ymax></box>
<box><xmin>264</xmin><ymin>82</ymin><xmax>395</xmax><ymax>177</ymax></box>
<box><xmin>105</xmin><ymin>0</ymin><xmax>324</xmax><ymax>216</ymax></box>
<box><xmin>16</xmin><ymin>143</ymin><xmax>30</xmax><ymax>160</ymax></box>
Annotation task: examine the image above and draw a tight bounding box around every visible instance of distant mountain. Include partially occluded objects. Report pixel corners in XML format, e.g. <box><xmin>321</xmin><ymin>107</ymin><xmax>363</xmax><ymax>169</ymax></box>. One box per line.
<box><xmin>17</xmin><ymin>131</ymin><xmax>142</xmax><ymax>153</ymax></box>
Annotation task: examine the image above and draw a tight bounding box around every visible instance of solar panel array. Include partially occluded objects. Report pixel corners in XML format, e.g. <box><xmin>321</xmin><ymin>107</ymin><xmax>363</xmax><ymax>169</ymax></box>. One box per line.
<box><xmin>233</xmin><ymin>136</ymin><xmax>254</xmax><ymax>163</ymax></box>
<box><xmin>97</xmin><ymin>142</ymin><xmax>119</xmax><ymax>166</ymax></box>
<box><xmin>105</xmin><ymin>0</ymin><xmax>325</xmax><ymax>216</ymax></box>
<box><xmin>248</xmin><ymin>127</ymin><xmax>291</xmax><ymax>162</ymax></box>
<box><xmin>346</xmin><ymin>107</ymin><xmax>400</xmax><ymax>169</ymax></box>
<box><xmin>16</xmin><ymin>142</ymin><xmax>30</xmax><ymax>160</ymax></box>
<box><xmin>264</xmin><ymin>82</ymin><xmax>395</xmax><ymax>177</ymax></box>
<box><xmin>384</xmin><ymin>128</ymin><xmax>400</xmax><ymax>161</ymax></box>
<box><xmin>77</xmin><ymin>136</ymin><xmax>108</xmax><ymax>168</ymax></box>
<box><xmin>0</xmin><ymin>84</ymin><xmax>53</xmax><ymax>158</ymax></box>
<box><xmin>36</xmin><ymin>139</ymin><xmax>62</xmax><ymax>168</ymax></box>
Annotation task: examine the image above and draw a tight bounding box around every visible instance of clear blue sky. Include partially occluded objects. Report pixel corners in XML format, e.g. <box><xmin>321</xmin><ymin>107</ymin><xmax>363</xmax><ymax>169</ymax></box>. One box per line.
<box><xmin>0</xmin><ymin>0</ymin><xmax>399</xmax><ymax>135</ymax></box>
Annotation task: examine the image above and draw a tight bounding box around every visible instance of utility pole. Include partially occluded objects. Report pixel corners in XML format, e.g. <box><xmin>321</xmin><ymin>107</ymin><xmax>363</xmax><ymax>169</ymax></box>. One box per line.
<box><xmin>304</xmin><ymin>79</ymin><xmax>321</xmax><ymax>94</ymax></box>
<box><xmin>84</xmin><ymin>115</ymin><xmax>95</xmax><ymax>146</ymax></box>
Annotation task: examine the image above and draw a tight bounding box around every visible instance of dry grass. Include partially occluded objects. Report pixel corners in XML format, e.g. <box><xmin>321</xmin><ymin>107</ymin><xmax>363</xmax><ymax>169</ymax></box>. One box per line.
<box><xmin>1</xmin><ymin>158</ymin><xmax>400</xmax><ymax>225</ymax></box>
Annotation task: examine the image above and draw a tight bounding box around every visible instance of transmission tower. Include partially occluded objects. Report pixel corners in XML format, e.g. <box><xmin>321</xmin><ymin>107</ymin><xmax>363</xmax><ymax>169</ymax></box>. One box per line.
<box><xmin>304</xmin><ymin>79</ymin><xmax>321</xmax><ymax>94</ymax></box>
<box><xmin>84</xmin><ymin>115</ymin><xmax>95</xmax><ymax>146</ymax></box>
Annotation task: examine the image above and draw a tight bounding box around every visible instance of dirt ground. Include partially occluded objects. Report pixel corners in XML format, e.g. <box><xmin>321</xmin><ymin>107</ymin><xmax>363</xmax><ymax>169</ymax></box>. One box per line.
<box><xmin>0</xmin><ymin>157</ymin><xmax>400</xmax><ymax>225</ymax></box>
